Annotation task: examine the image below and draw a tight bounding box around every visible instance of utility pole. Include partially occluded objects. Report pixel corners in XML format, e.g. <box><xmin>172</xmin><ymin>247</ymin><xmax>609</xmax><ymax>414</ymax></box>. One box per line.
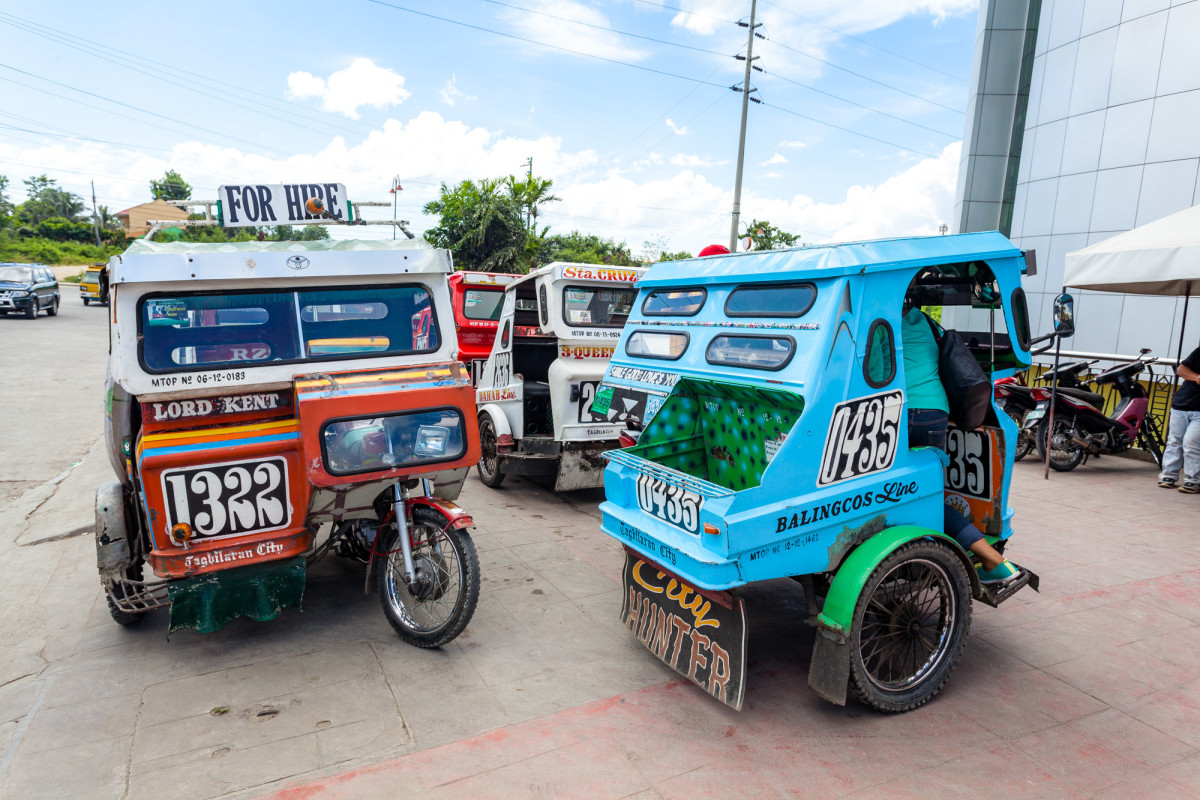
<box><xmin>729</xmin><ymin>0</ymin><xmax>761</xmax><ymax>251</ymax></box>
<box><xmin>389</xmin><ymin>176</ymin><xmax>403</xmax><ymax>240</ymax></box>
<box><xmin>90</xmin><ymin>180</ymin><xmax>101</xmax><ymax>247</ymax></box>
<box><xmin>521</xmin><ymin>156</ymin><xmax>533</xmax><ymax>230</ymax></box>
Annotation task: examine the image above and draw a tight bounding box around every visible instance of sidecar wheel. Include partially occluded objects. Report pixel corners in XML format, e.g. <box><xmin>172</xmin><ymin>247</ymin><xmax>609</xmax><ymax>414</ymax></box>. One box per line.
<box><xmin>476</xmin><ymin>413</ymin><xmax>505</xmax><ymax>488</ymax></box>
<box><xmin>378</xmin><ymin>508</ymin><xmax>480</xmax><ymax>648</ymax></box>
<box><xmin>847</xmin><ymin>540</ymin><xmax>971</xmax><ymax>713</ymax></box>
<box><xmin>104</xmin><ymin>567</ymin><xmax>146</xmax><ymax>626</ymax></box>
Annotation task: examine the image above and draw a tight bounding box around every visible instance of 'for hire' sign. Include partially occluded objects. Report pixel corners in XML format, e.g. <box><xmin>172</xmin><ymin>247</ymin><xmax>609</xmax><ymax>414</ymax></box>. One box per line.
<box><xmin>218</xmin><ymin>183</ymin><xmax>349</xmax><ymax>227</ymax></box>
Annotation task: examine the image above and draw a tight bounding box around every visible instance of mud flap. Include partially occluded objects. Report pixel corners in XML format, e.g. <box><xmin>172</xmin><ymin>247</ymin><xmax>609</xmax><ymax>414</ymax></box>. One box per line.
<box><xmin>554</xmin><ymin>445</ymin><xmax>609</xmax><ymax>492</ymax></box>
<box><xmin>977</xmin><ymin>565</ymin><xmax>1039</xmax><ymax>608</ymax></box>
<box><xmin>808</xmin><ymin>626</ymin><xmax>851</xmax><ymax>706</ymax></box>
<box><xmin>168</xmin><ymin>557</ymin><xmax>306</xmax><ymax>634</ymax></box>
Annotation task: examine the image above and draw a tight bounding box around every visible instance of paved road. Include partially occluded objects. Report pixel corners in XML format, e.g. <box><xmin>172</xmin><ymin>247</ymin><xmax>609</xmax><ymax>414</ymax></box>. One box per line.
<box><xmin>0</xmin><ymin>287</ymin><xmax>108</xmax><ymax>505</ymax></box>
<box><xmin>1</xmin><ymin>293</ymin><xmax>1199</xmax><ymax>799</ymax></box>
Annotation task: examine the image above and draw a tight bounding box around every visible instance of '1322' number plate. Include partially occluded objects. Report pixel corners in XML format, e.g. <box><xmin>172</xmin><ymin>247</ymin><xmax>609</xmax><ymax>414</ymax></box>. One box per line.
<box><xmin>635</xmin><ymin>473</ymin><xmax>704</xmax><ymax>535</ymax></box>
<box><xmin>161</xmin><ymin>457</ymin><xmax>290</xmax><ymax>541</ymax></box>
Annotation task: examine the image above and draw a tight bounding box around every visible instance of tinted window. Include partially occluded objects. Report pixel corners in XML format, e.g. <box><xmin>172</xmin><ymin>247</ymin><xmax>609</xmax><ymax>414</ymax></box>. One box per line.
<box><xmin>139</xmin><ymin>284</ymin><xmax>438</xmax><ymax>372</ymax></box>
<box><xmin>0</xmin><ymin>266</ymin><xmax>34</xmax><ymax>283</ymax></box>
<box><xmin>463</xmin><ymin>288</ymin><xmax>505</xmax><ymax>321</ymax></box>
<box><xmin>705</xmin><ymin>334</ymin><xmax>795</xmax><ymax>371</ymax></box>
<box><xmin>642</xmin><ymin>288</ymin><xmax>706</xmax><ymax>317</ymax></box>
<box><xmin>725</xmin><ymin>283</ymin><xmax>816</xmax><ymax>318</ymax></box>
<box><xmin>1011</xmin><ymin>288</ymin><xmax>1032</xmax><ymax>350</ymax></box>
<box><xmin>625</xmin><ymin>331</ymin><xmax>688</xmax><ymax>361</ymax></box>
<box><xmin>864</xmin><ymin>320</ymin><xmax>896</xmax><ymax>387</ymax></box>
<box><xmin>562</xmin><ymin>285</ymin><xmax>635</xmax><ymax>327</ymax></box>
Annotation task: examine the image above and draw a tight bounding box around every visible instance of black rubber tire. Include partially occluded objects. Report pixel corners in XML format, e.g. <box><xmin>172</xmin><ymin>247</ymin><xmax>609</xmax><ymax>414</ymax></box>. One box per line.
<box><xmin>377</xmin><ymin>507</ymin><xmax>480</xmax><ymax>648</ymax></box>
<box><xmin>476</xmin><ymin>414</ymin><xmax>505</xmax><ymax>488</ymax></box>
<box><xmin>46</xmin><ymin>297</ymin><xmax>58</xmax><ymax>316</ymax></box>
<box><xmin>848</xmin><ymin>540</ymin><xmax>972</xmax><ymax>713</ymax></box>
<box><xmin>1036</xmin><ymin>417</ymin><xmax>1085</xmax><ymax>472</ymax></box>
<box><xmin>1006</xmin><ymin>408</ymin><xmax>1034</xmax><ymax>462</ymax></box>
<box><xmin>83</xmin><ymin>297</ymin><xmax>90</xmax><ymax>306</ymax></box>
<box><xmin>104</xmin><ymin>566</ymin><xmax>145</xmax><ymax>626</ymax></box>
<box><xmin>1141</xmin><ymin>423</ymin><xmax>1164</xmax><ymax>468</ymax></box>
<box><xmin>25</xmin><ymin>299</ymin><xmax>37</xmax><ymax>319</ymax></box>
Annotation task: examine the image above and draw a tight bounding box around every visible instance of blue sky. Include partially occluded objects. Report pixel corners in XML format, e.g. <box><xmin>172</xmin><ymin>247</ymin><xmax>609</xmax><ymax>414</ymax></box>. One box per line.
<box><xmin>0</xmin><ymin>0</ymin><xmax>979</xmax><ymax>255</ymax></box>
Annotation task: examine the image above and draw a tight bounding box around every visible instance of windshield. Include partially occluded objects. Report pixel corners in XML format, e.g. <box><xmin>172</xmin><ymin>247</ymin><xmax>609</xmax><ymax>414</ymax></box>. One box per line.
<box><xmin>562</xmin><ymin>285</ymin><xmax>635</xmax><ymax>328</ymax></box>
<box><xmin>0</xmin><ymin>266</ymin><xmax>33</xmax><ymax>284</ymax></box>
<box><xmin>83</xmin><ymin>269</ymin><xmax>102</xmax><ymax>282</ymax></box>
<box><xmin>140</xmin><ymin>284</ymin><xmax>439</xmax><ymax>372</ymax></box>
<box><xmin>462</xmin><ymin>287</ymin><xmax>505</xmax><ymax>321</ymax></box>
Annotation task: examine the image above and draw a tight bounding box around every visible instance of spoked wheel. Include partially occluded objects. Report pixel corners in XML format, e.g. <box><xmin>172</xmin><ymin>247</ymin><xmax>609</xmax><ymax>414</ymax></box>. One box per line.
<box><xmin>848</xmin><ymin>541</ymin><xmax>971</xmax><ymax>712</ymax></box>
<box><xmin>1035</xmin><ymin>417</ymin><xmax>1085</xmax><ymax>471</ymax></box>
<box><xmin>476</xmin><ymin>413</ymin><xmax>505</xmax><ymax>488</ymax></box>
<box><xmin>1006</xmin><ymin>408</ymin><xmax>1034</xmax><ymax>462</ymax></box>
<box><xmin>377</xmin><ymin>508</ymin><xmax>480</xmax><ymax>648</ymax></box>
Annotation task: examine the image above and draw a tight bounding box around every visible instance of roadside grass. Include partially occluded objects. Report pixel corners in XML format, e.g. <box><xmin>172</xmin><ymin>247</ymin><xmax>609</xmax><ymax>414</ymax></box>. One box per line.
<box><xmin>0</xmin><ymin>235</ymin><xmax>124</xmax><ymax>266</ymax></box>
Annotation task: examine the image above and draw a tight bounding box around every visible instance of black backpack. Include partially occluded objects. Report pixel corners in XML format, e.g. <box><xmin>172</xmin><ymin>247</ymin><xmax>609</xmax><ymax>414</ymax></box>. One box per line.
<box><xmin>924</xmin><ymin>314</ymin><xmax>991</xmax><ymax>430</ymax></box>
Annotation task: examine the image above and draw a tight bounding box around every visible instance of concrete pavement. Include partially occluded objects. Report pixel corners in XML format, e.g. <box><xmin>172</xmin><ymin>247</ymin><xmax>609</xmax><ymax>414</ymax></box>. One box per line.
<box><xmin>1</xmin><ymin>297</ymin><xmax>1199</xmax><ymax>798</ymax></box>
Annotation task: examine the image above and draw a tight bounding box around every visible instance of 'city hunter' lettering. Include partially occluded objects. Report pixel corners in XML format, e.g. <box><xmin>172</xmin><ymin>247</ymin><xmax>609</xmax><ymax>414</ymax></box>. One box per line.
<box><xmin>620</xmin><ymin>553</ymin><xmax>747</xmax><ymax>709</ymax></box>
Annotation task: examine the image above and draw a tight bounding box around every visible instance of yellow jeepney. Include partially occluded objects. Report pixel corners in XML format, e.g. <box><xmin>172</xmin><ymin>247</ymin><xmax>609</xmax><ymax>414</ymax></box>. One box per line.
<box><xmin>80</xmin><ymin>263</ymin><xmax>109</xmax><ymax>305</ymax></box>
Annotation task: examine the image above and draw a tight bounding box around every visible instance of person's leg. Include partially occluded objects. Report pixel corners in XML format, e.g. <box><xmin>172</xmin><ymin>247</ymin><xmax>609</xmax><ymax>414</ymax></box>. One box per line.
<box><xmin>1160</xmin><ymin>409</ymin><xmax>1186</xmax><ymax>485</ymax></box>
<box><xmin>908</xmin><ymin>408</ymin><xmax>947</xmax><ymax>450</ymax></box>
<box><xmin>1180</xmin><ymin>411</ymin><xmax>1200</xmax><ymax>491</ymax></box>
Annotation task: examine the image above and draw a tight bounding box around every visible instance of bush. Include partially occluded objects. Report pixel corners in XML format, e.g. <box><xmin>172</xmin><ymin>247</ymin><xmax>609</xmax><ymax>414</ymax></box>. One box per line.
<box><xmin>0</xmin><ymin>230</ymin><xmax>124</xmax><ymax>265</ymax></box>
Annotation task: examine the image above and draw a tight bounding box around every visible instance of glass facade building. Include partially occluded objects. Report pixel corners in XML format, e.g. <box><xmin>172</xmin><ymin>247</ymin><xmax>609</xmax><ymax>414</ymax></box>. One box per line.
<box><xmin>952</xmin><ymin>0</ymin><xmax>1200</xmax><ymax>356</ymax></box>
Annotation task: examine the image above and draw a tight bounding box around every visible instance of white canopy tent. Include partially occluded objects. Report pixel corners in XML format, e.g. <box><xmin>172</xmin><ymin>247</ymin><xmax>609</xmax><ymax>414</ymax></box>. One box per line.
<box><xmin>1065</xmin><ymin>203</ymin><xmax>1200</xmax><ymax>369</ymax></box>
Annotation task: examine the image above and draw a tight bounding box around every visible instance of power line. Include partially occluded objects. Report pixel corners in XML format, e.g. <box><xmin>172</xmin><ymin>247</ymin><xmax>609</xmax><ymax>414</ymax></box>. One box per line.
<box><xmin>756</xmin><ymin>0</ymin><xmax>969</xmax><ymax>84</ymax></box>
<box><xmin>0</xmin><ymin>63</ymin><xmax>273</xmax><ymax>151</ymax></box>
<box><xmin>762</xmin><ymin>35</ymin><xmax>964</xmax><ymax>115</ymax></box>
<box><xmin>760</xmin><ymin>101</ymin><xmax>939</xmax><ymax>158</ymax></box>
<box><xmin>365</xmin><ymin>0</ymin><xmax>728</xmax><ymax>88</ymax></box>
<box><xmin>760</xmin><ymin>70</ymin><xmax>959</xmax><ymax>138</ymax></box>
<box><xmin>627</xmin><ymin>0</ymin><xmax>737</xmax><ymax>26</ymax></box>
<box><xmin>624</xmin><ymin>90</ymin><xmax>730</xmax><ymax>166</ymax></box>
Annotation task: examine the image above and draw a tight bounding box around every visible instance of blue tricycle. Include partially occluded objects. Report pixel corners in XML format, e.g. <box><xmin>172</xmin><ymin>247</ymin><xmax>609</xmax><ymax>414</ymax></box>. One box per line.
<box><xmin>593</xmin><ymin>232</ymin><xmax>1046</xmax><ymax>712</ymax></box>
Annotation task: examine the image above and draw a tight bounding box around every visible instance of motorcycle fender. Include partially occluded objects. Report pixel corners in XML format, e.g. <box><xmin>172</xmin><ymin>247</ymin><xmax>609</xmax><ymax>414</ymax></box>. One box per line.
<box><xmin>808</xmin><ymin>526</ymin><xmax>980</xmax><ymax>706</ymax></box>
<box><xmin>478</xmin><ymin>403</ymin><xmax>514</xmax><ymax>449</ymax></box>
<box><xmin>95</xmin><ymin>481</ymin><xmax>132</xmax><ymax>579</ymax></box>
<box><xmin>406</xmin><ymin>496</ymin><xmax>475</xmax><ymax>531</ymax></box>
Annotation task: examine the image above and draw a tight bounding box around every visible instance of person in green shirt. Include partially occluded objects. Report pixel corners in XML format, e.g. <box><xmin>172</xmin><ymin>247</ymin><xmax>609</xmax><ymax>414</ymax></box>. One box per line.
<box><xmin>902</xmin><ymin>300</ymin><xmax>1018</xmax><ymax>584</ymax></box>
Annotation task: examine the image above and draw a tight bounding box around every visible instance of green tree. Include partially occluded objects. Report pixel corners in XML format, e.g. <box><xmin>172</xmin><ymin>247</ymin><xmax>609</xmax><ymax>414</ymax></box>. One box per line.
<box><xmin>17</xmin><ymin>175</ymin><xmax>84</xmax><ymax>224</ymax></box>
<box><xmin>0</xmin><ymin>175</ymin><xmax>12</xmax><ymax>221</ymax></box>
<box><xmin>745</xmin><ymin>219</ymin><xmax>801</xmax><ymax>251</ymax></box>
<box><xmin>423</xmin><ymin>178</ymin><xmax>528</xmax><ymax>273</ymax></box>
<box><xmin>273</xmin><ymin>224</ymin><xmax>330</xmax><ymax>241</ymax></box>
<box><xmin>150</xmin><ymin>169</ymin><xmax>192</xmax><ymax>201</ymax></box>
<box><xmin>538</xmin><ymin>231</ymin><xmax>637</xmax><ymax>266</ymax></box>
<box><xmin>96</xmin><ymin>205</ymin><xmax>122</xmax><ymax>231</ymax></box>
<box><xmin>506</xmin><ymin>175</ymin><xmax>559</xmax><ymax>232</ymax></box>
<box><xmin>658</xmin><ymin>249</ymin><xmax>693</xmax><ymax>262</ymax></box>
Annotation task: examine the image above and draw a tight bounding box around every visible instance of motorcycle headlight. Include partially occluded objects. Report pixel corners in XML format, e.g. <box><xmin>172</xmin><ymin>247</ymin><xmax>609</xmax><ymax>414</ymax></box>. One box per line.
<box><xmin>414</xmin><ymin>425</ymin><xmax>448</xmax><ymax>456</ymax></box>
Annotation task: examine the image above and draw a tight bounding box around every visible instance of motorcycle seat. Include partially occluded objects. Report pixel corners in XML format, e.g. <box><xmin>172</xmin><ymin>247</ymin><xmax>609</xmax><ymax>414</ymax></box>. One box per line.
<box><xmin>1056</xmin><ymin>386</ymin><xmax>1105</xmax><ymax>408</ymax></box>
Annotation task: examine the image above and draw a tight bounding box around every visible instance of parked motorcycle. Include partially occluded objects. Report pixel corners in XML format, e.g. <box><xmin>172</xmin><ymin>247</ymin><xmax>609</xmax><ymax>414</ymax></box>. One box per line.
<box><xmin>1025</xmin><ymin>350</ymin><xmax>1165</xmax><ymax>471</ymax></box>
<box><xmin>995</xmin><ymin>360</ymin><xmax>1099</xmax><ymax>461</ymax></box>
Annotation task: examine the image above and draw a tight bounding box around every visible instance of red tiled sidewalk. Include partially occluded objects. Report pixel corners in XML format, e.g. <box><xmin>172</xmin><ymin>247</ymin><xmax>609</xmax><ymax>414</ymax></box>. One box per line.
<box><xmin>269</xmin><ymin>458</ymin><xmax>1200</xmax><ymax>800</ymax></box>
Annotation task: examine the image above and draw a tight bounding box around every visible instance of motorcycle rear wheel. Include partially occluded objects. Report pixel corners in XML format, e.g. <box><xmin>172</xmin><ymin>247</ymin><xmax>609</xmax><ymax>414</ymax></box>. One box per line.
<box><xmin>1035</xmin><ymin>418</ymin><xmax>1085</xmax><ymax>472</ymax></box>
<box><xmin>1006</xmin><ymin>408</ymin><xmax>1034</xmax><ymax>462</ymax></box>
<box><xmin>377</xmin><ymin>507</ymin><xmax>480</xmax><ymax>648</ymax></box>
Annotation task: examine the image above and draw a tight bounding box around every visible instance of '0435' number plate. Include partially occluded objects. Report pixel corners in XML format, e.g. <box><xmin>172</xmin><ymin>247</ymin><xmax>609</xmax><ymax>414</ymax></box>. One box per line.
<box><xmin>635</xmin><ymin>473</ymin><xmax>704</xmax><ymax>535</ymax></box>
<box><xmin>161</xmin><ymin>457</ymin><xmax>290</xmax><ymax>542</ymax></box>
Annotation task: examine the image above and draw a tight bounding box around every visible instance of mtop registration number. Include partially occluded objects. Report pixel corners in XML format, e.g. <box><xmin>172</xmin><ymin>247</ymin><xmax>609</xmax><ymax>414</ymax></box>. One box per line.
<box><xmin>635</xmin><ymin>474</ymin><xmax>704</xmax><ymax>535</ymax></box>
<box><xmin>161</xmin><ymin>457</ymin><xmax>290</xmax><ymax>541</ymax></box>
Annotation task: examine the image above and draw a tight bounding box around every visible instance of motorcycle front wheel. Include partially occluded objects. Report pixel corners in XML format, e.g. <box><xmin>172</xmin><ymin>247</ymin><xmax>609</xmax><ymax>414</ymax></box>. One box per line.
<box><xmin>1035</xmin><ymin>417</ymin><xmax>1085</xmax><ymax>472</ymax></box>
<box><xmin>377</xmin><ymin>507</ymin><xmax>480</xmax><ymax>648</ymax></box>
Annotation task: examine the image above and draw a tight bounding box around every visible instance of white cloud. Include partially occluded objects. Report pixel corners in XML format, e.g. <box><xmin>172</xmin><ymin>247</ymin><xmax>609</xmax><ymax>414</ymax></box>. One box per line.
<box><xmin>779</xmin><ymin>139</ymin><xmax>807</xmax><ymax>149</ymax></box>
<box><xmin>439</xmin><ymin>75</ymin><xmax>474</xmax><ymax>107</ymax></box>
<box><xmin>764</xmin><ymin>172</ymin><xmax>783</xmax><ymax>179</ymax></box>
<box><xmin>665</xmin><ymin>118</ymin><xmax>688</xmax><ymax>136</ymax></box>
<box><xmin>287</xmin><ymin>58</ymin><xmax>411</xmax><ymax>119</ymax></box>
<box><xmin>669</xmin><ymin>153</ymin><xmax>727</xmax><ymax>167</ymax></box>
<box><xmin>762</xmin><ymin>153</ymin><xmax>788</xmax><ymax>165</ymax></box>
<box><xmin>498</xmin><ymin>0</ymin><xmax>648</xmax><ymax>62</ymax></box>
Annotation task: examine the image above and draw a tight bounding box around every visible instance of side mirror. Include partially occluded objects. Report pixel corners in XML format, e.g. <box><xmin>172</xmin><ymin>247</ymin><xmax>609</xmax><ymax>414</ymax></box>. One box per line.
<box><xmin>1053</xmin><ymin>292</ymin><xmax>1074</xmax><ymax>338</ymax></box>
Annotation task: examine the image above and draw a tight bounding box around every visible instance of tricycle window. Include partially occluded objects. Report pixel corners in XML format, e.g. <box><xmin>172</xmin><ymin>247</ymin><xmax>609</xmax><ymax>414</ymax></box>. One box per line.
<box><xmin>705</xmin><ymin>334</ymin><xmax>795</xmax><ymax>371</ymax></box>
<box><xmin>139</xmin><ymin>285</ymin><xmax>439</xmax><ymax>372</ymax></box>
<box><xmin>724</xmin><ymin>283</ymin><xmax>816</xmax><ymax>318</ymax></box>
<box><xmin>463</xmin><ymin>288</ymin><xmax>505</xmax><ymax>321</ymax></box>
<box><xmin>625</xmin><ymin>330</ymin><xmax>689</xmax><ymax>361</ymax></box>
<box><xmin>641</xmin><ymin>288</ymin><xmax>707</xmax><ymax>317</ymax></box>
<box><xmin>561</xmin><ymin>285</ymin><xmax>635</xmax><ymax>327</ymax></box>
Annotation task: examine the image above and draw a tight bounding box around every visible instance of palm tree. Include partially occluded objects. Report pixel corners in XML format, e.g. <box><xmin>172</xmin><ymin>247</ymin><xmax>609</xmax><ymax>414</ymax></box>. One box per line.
<box><xmin>506</xmin><ymin>175</ymin><xmax>559</xmax><ymax>232</ymax></box>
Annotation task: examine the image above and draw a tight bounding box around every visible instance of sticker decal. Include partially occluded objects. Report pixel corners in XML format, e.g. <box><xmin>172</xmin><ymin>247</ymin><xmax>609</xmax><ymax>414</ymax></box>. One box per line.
<box><xmin>635</xmin><ymin>473</ymin><xmax>704</xmax><ymax>535</ymax></box>
<box><xmin>817</xmin><ymin>390</ymin><xmax>904</xmax><ymax>486</ymax></box>
<box><xmin>161</xmin><ymin>456</ymin><xmax>290</xmax><ymax>542</ymax></box>
<box><xmin>608</xmin><ymin>365</ymin><xmax>681</xmax><ymax>388</ymax></box>
<box><xmin>582</xmin><ymin>384</ymin><xmax>648</xmax><ymax>423</ymax></box>
<box><xmin>946</xmin><ymin>426</ymin><xmax>992</xmax><ymax>500</ymax></box>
